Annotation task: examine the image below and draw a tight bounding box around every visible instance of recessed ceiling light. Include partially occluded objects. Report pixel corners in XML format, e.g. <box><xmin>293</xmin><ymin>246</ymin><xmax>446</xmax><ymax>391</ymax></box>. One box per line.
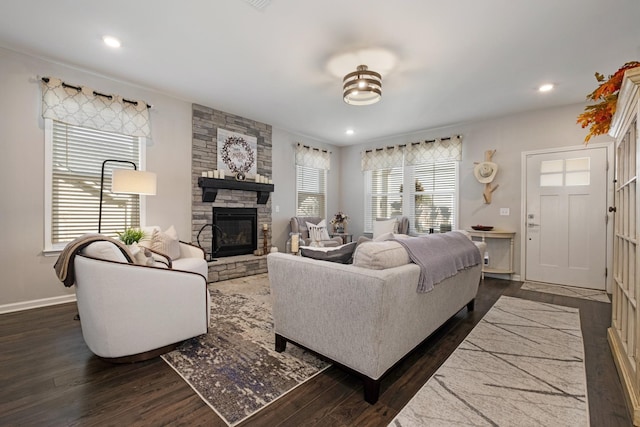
<box><xmin>346</xmin><ymin>129</ymin><xmax>355</xmax><ymax>135</ymax></box>
<box><xmin>102</xmin><ymin>36</ymin><xmax>121</xmax><ymax>48</ymax></box>
<box><xmin>538</xmin><ymin>83</ymin><xmax>554</xmax><ymax>92</ymax></box>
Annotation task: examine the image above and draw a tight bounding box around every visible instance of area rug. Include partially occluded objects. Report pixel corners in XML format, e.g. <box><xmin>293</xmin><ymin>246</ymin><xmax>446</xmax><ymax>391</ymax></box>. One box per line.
<box><xmin>389</xmin><ymin>296</ymin><xmax>588</xmax><ymax>426</ymax></box>
<box><xmin>161</xmin><ymin>274</ymin><xmax>330</xmax><ymax>426</ymax></box>
<box><xmin>521</xmin><ymin>281</ymin><xmax>610</xmax><ymax>303</ymax></box>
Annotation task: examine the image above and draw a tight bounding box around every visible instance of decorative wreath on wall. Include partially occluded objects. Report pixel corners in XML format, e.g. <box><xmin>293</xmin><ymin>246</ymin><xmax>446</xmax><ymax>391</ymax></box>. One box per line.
<box><xmin>221</xmin><ymin>136</ymin><xmax>255</xmax><ymax>175</ymax></box>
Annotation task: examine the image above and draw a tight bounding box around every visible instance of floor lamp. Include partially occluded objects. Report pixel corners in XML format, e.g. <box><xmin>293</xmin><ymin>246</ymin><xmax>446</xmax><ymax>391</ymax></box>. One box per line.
<box><xmin>98</xmin><ymin>159</ymin><xmax>157</xmax><ymax>234</ymax></box>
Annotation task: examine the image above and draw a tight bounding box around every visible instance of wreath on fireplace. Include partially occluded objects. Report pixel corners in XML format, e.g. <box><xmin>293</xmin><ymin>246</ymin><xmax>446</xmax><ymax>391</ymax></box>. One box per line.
<box><xmin>221</xmin><ymin>136</ymin><xmax>255</xmax><ymax>176</ymax></box>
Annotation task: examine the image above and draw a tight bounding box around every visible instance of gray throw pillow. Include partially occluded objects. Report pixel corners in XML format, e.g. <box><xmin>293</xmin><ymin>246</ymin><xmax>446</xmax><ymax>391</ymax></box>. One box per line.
<box><xmin>300</xmin><ymin>242</ymin><xmax>357</xmax><ymax>264</ymax></box>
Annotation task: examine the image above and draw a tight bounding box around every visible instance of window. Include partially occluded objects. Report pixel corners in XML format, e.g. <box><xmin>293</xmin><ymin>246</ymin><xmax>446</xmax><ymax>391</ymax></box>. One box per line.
<box><xmin>364</xmin><ymin>166</ymin><xmax>403</xmax><ymax>231</ymax></box>
<box><xmin>363</xmin><ymin>137</ymin><xmax>461</xmax><ymax>234</ymax></box>
<box><xmin>410</xmin><ymin>161</ymin><xmax>457</xmax><ymax>233</ymax></box>
<box><xmin>294</xmin><ymin>143</ymin><xmax>330</xmax><ymax>218</ymax></box>
<box><xmin>44</xmin><ymin>119</ymin><xmax>145</xmax><ymax>251</ymax></box>
<box><xmin>540</xmin><ymin>157</ymin><xmax>591</xmax><ymax>187</ymax></box>
<box><xmin>295</xmin><ymin>165</ymin><xmax>326</xmax><ymax>217</ymax></box>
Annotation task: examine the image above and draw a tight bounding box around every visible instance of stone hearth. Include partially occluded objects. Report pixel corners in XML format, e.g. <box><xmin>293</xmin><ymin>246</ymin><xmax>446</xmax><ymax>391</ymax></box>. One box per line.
<box><xmin>191</xmin><ymin>104</ymin><xmax>272</xmax><ymax>282</ymax></box>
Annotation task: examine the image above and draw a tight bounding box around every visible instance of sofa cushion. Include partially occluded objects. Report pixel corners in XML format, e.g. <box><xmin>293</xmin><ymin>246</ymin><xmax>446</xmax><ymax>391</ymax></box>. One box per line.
<box><xmin>172</xmin><ymin>257</ymin><xmax>208</xmax><ymax>277</ymax></box>
<box><xmin>300</xmin><ymin>242</ymin><xmax>357</xmax><ymax>264</ymax></box>
<box><xmin>352</xmin><ymin>240</ymin><xmax>410</xmax><ymax>270</ymax></box>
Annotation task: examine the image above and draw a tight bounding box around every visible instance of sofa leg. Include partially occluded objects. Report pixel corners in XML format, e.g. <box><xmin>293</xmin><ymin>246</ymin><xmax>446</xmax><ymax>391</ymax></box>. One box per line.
<box><xmin>467</xmin><ymin>298</ymin><xmax>475</xmax><ymax>312</ymax></box>
<box><xmin>363</xmin><ymin>377</ymin><xmax>381</xmax><ymax>404</ymax></box>
<box><xmin>275</xmin><ymin>334</ymin><xmax>287</xmax><ymax>352</ymax></box>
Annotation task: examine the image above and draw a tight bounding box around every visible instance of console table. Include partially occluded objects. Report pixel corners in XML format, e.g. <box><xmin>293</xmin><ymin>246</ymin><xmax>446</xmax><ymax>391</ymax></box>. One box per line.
<box><xmin>467</xmin><ymin>230</ymin><xmax>515</xmax><ymax>278</ymax></box>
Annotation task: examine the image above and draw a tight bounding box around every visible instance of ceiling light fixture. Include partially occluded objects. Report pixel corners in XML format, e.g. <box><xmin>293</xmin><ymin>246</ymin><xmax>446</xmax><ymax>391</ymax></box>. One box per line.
<box><xmin>343</xmin><ymin>65</ymin><xmax>382</xmax><ymax>105</ymax></box>
<box><xmin>538</xmin><ymin>83</ymin><xmax>554</xmax><ymax>92</ymax></box>
<box><xmin>102</xmin><ymin>36</ymin><xmax>121</xmax><ymax>48</ymax></box>
<box><xmin>346</xmin><ymin>129</ymin><xmax>355</xmax><ymax>135</ymax></box>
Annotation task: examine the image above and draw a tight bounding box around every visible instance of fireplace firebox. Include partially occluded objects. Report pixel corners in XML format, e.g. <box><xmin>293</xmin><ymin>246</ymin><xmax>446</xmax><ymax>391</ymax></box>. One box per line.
<box><xmin>212</xmin><ymin>208</ymin><xmax>257</xmax><ymax>257</ymax></box>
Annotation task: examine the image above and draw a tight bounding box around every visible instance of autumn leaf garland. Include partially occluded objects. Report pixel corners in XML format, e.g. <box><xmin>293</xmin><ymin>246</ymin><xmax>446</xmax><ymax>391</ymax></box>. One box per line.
<box><xmin>577</xmin><ymin>61</ymin><xmax>640</xmax><ymax>143</ymax></box>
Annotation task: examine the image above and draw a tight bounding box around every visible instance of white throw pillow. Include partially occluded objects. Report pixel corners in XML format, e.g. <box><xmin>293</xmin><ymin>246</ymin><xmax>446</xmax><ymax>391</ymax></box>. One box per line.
<box><xmin>129</xmin><ymin>242</ymin><xmax>155</xmax><ymax>266</ymax></box>
<box><xmin>151</xmin><ymin>225</ymin><xmax>181</xmax><ymax>260</ymax></box>
<box><xmin>82</xmin><ymin>241</ymin><xmax>128</xmax><ymax>263</ymax></box>
<box><xmin>306</xmin><ymin>219</ymin><xmax>331</xmax><ymax>241</ymax></box>
<box><xmin>138</xmin><ymin>226</ymin><xmax>160</xmax><ymax>249</ymax></box>
<box><xmin>353</xmin><ymin>240</ymin><xmax>410</xmax><ymax>269</ymax></box>
<box><xmin>373</xmin><ymin>218</ymin><xmax>397</xmax><ymax>239</ymax></box>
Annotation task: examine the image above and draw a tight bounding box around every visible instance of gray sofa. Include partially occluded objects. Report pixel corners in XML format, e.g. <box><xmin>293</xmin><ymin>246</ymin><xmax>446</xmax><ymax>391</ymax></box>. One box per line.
<box><xmin>267</xmin><ymin>236</ymin><xmax>485</xmax><ymax>403</ymax></box>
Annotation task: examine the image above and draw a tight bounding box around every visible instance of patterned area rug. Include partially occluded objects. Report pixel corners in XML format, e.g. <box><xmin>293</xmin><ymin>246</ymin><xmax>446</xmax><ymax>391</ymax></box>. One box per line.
<box><xmin>162</xmin><ymin>274</ymin><xmax>330</xmax><ymax>426</ymax></box>
<box><xmin>521</xmin><ymin>281</ymin><xmax>610</xmax><ymax>303</ymax></box>
<box><xmin>390</xmin><ymin>296</ymin><xmax>588</xmax><ymax>426</ymax></box>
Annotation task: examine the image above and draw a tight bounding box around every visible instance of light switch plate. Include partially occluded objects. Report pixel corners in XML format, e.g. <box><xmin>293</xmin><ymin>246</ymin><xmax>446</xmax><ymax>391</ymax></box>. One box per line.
<box><xmin>500</xmin><ymin>208</ymin><xmax>510</xmax><ymax>216</ymax></box>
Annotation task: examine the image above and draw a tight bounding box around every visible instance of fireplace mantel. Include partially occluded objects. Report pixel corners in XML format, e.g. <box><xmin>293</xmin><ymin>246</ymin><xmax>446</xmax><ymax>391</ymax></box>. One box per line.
<box><xmin>197</xmin><ymin>177</ymin><xmax>274</xmax><ymax>204</ymax></box>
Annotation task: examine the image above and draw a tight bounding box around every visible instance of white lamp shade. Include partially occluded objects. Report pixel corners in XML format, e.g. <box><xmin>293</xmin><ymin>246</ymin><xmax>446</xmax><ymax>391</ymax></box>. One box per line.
<box><xmin>111</xmin><ymin>169</ymin><xmax>157</xmax><ymax>195</ymax></box>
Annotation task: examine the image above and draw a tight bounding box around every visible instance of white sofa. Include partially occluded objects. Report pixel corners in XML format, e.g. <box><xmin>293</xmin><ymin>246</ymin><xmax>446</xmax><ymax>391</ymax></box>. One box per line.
<box><xmin>74</xmin><ymin>240</ymin><xmax>210</xmax><ymax>362</ymax></box>
<box><xmin>267</xmin><ymin>236</ymin><xmax>484</xmax><ymax>403</ymax></box>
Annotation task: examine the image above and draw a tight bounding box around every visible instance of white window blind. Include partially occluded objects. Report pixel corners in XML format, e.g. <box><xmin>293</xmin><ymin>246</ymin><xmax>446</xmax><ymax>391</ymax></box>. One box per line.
<box><xmin>364</xmin><ymin>160</ymin><xmax>458</xmax><ymax>234</ymax></box>
<box><xmin>364</xmin><ymin>166</ymin><xmax>403</xmax><ymax>231</ymax></box>
<box><xmin>295</xmin><ymin>165</ymin><xmax>326</xmax><ymax>217</ymax></box>
<box><xmin>46</xmin><ymin>119</ymin><xmax>143</xmax><ymax>250</ymax></box>
<box><xmin>409</xmin><ymin>161</ymin><xmax>457</xmax><ymax>233</ymax></box>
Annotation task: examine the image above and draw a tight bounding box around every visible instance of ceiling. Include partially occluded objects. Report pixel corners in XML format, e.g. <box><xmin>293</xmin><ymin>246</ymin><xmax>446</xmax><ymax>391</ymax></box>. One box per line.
<box><xmin>1</xmin><ymin>0</ymin><xmax>639</xmax><ymax>146</ymax></box>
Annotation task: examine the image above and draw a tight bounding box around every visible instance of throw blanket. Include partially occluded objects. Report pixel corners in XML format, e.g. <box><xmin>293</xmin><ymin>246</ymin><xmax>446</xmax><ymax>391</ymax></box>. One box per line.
<box><xmin>53</xmin><ymin>234</ymin><xmax>134</xmax><ymax>287</ymax></box>
<box><xmin>392</xmin><ymin>232</ymin><xmax>482</xmax><ymax>293</ymax></box>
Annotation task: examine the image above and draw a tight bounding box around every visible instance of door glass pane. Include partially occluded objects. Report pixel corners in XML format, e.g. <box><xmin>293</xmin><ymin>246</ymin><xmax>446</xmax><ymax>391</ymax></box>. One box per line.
<box><xmin>566</xmin><ymin>157</ymin><xmax>590</xmax><ymax>171</ymax></box>
<box><xmin>566</xmin><ymin>171</ymin><xmax>590</xmax><ymax>186</ymax></box>
<box><xmin>540</xmin><ymin>173</ymin><xmax>563</xmax><ymax>187</ymax></box>
<box><xmin>540</xmin><ymin>159</ymin><xmax>563</xmax><ymax>173</ymax></box>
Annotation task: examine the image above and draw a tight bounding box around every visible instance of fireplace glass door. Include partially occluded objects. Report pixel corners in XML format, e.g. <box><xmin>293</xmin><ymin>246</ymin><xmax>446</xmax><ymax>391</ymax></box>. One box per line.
<box><xmin>213</xmin><ymin>208</ymin><xmax>257</xmax><ymax>257</ymax></box>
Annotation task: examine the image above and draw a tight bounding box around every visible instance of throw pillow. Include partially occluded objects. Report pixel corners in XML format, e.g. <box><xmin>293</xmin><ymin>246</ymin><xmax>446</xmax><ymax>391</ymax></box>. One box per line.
<box><xmin>373</xmin><ymin>218</ymin><xmax>398</xmax><ymax>239</ymax></box>
<box><xmin>300</xmin><ymin>242</ymin><xmax>357</xmax><ymax>264</ymax></box>
<box><xmin>138</xmin><ymin>226</ymin><xmax>159</xmax><ymax>249</ymax></box>
<box><xmin>306</xmin><ymin>219</ymin><xmax>331</xmax><ymax>241</ymax></box>
<box><xmin>129</xmin><ymin>242</ymin><xmax>155</xmax><ymax>266</ymax></box>
<box><xmin>151</xmin><ymin>225</ymin><xmax>181</xmax><ymax>260</ymax></box>
<box><xmin>82</xmin><ymin>241</ymin><xmax>129</xmax><ymax>263</ymax></box>
<box><xmin>352</xmin><ymin>240</ymin><xmax>410</xmax><ymax>270</ymax></box>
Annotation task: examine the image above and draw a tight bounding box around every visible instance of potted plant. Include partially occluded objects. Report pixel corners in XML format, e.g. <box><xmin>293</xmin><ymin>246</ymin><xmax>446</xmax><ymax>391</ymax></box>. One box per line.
<box><xmin>116</xmin><ymin>228</ymin><xmax>145</xmax><ymax>245</ymax></box>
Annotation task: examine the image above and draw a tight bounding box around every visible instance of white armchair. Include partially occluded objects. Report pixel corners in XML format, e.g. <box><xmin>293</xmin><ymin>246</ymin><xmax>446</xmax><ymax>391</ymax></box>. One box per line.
<box><xmin>74</xmin><ymin>241</ymin><xmax>210</xmax><ymax>362</ymax></box>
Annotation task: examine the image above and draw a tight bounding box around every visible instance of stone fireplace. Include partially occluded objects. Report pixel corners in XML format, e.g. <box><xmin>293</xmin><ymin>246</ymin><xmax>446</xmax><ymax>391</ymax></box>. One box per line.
<box><xmin>191</xmin><ymin>104</ymin><xmax>272</xmax><ymax>282</ymax></box>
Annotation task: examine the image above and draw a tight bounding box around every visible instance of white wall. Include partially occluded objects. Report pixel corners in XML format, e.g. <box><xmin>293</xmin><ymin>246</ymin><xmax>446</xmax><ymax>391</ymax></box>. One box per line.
<box><xmin>0</xmin><ymin>44</ymin><xmax>612</xmax><ymax>309</ymax></box>
<box><xmin>340</xmin><ymin>104</ymin><xmax>615</xmax><ymax>279</ymax></box>
<box><xmin>0</xmin><ymin>47</ymin><xmax>193</xmax><ymax>310</ymax></box>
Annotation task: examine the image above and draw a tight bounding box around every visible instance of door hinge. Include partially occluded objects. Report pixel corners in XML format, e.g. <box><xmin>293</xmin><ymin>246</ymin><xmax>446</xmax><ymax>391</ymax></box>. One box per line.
<box><xmin>605</xmin><ymin>268</ymin><xmax>608</xmax><ymax>278</ymax></box>
<box><xmin>606</xmin><ymin>214</ymin><xmax>609</xmax><ymax>225</ymax></box>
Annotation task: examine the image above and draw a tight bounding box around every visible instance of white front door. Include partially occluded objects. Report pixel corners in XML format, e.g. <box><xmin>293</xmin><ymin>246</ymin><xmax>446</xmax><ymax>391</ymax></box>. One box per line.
<box><xmin>525</xmin><ymin>147</ymin><xmax>608</xmax><ymax>289</ymax></box>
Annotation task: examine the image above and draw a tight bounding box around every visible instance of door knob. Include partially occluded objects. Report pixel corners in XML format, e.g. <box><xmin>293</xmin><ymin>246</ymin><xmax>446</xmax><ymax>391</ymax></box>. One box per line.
<box><xmin>608</xmin><ymin>206</ymin><xmax>617</xmax><ymax>213</ymax></box>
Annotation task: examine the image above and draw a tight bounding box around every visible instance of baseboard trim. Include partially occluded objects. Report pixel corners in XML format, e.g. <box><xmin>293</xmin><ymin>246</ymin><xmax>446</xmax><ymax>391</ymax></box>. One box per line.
<box><xmin>0</xmin><ymin>294</ymin><xmax>77</xmax><ymax>314</ymax></box>
<box><xmin>483</xmin><ymin>273</ymin><xmax>521</xmax><ymax>282</ymax></box>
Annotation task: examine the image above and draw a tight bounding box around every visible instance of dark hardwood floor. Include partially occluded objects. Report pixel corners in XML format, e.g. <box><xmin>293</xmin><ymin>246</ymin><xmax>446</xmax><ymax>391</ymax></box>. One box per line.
<box><xmin>0</xmin><ymin>278</ymin><xmax>631</xmax><ymax>426</ymax></box>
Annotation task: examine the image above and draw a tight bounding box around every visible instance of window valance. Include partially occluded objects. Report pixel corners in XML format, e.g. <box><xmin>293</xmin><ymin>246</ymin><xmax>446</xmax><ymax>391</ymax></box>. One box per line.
<box><xmin>404</xmin><ymin>136</ymin><xmax>462</xmax><ymax>165</ymax></box>
<box><xmin>361</xmin><ymin>135</ymin><xmax>462</xmax><ymax>170</ymax></box>
<box><xmin>295</xmin><ymin>143</ymin><xmax>331</xmax><ymax>170</ymax></box>
<box><xmin>361</xmin><ymin>145</ymin><xmax>403</xmax><ymax>171</ymax></box>
<box><xmin>40</xmin><ymin>77</ymin><xmax>151</xmax><ymax>138</ymax></box>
